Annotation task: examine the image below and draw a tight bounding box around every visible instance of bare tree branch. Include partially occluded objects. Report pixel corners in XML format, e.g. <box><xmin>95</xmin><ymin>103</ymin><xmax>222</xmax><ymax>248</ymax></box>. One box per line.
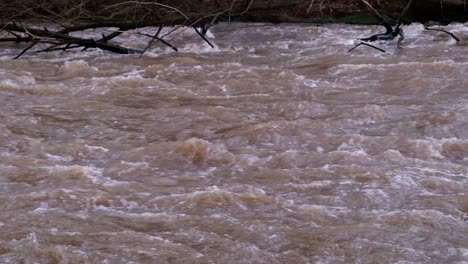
<box><xmin>425</xmin><ymin>27</ymin><xmax>460</xmax><ymax>42</ymax></box>
<box><xmin>99</xmin><ymin>1</ymin><xmax>192</xmax><ymax>23</ymax></box>
<box><xmin>348</xmin><ymin>42</ymin><xmax>387</xmax><ymax>53</ymax></box>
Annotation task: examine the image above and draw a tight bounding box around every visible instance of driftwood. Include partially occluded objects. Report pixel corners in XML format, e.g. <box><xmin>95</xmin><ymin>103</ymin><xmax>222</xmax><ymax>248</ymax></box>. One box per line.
<box><xmin>0</xmin><ymin>21</ymin><xmax>218</xmax><ymax>58</ymax></box>
<box><xmin>0</xmin><ymin>0</ymin><xmax>309</xmax><ymax>58</ymax></box>
<box><xmin>349</xmin><ymin>0</ymin><xmax>414</xmax><ymax>53</ymax></box>
<box><xmin>424</xmin><ymin>27</ymin><xmax>460</xmax><ymax>42</ymax></box>
<box><xmin>0</xmin><ymin>1</ymin><xmax>464</xmax><ymax>58</ymax></box>
<box><xmin>350</xmin><ymin>0</ymin><xmax>462</xmax><ymax>53</ymax></box>
<box><xmin>2</xmin><ymin>23</ymin><xmax>143</xmax><ymax>56</ymax></box>
<box><xmin>348</xmin><ymin>42</ymin><xmax>386</xmax><ymax>53</ymax></box>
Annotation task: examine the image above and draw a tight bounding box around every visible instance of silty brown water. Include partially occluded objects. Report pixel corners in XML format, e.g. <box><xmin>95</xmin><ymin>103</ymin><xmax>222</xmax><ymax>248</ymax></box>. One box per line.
<box><xmin>0</xmin><ymin>23</ymin><xmax>467</xmax><ymax>263</ymax></box>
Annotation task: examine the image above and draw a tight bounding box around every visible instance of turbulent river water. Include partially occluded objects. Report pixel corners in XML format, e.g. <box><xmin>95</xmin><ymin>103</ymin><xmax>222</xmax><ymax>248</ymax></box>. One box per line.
<box><xmin>0</xmin><ymin>22</ymin><xmax>467</xmax><ymax>263</ymax></box>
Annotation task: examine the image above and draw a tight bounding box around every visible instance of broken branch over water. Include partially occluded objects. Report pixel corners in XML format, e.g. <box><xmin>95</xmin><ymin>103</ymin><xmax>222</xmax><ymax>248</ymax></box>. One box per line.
<box><xmin>349</xmin><ymin>0</ymin><xmax>414</xmax><ymax>53</ymax></box>
<box><xmin>1</xmin><ymin>23</ymin><xmax>144</xmax><ymax>57</ymax></box>
<box><xmin>348</xmin><ymin>42</ymin><xmax>386</xmax><ymax>53</ymax></box>
<box><xmin>349</xmin><ymin>0</ymin><xmax>463</xmax><ymax>53</ymax></box>
<box><xmin>0</xmin><ymin>1</ymin><xmax>465</xmax><ymax>57</ymax></box>
<box><xmin>0</xmin><ymin>0</ymin><xmax>310</xmax><ymax>58</ymax></box>
<box><xmin>425</xmin><ymin>27</ymin><xmax>461</xmax><ymax>42</ymax></box>
<box><xmin>0</xmin><ymin>19</ymin><xmax>217</xmax><ymax>58</ymax></box>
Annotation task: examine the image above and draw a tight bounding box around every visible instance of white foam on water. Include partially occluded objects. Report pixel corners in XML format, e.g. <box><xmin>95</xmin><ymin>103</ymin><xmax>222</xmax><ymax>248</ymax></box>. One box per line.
<box><xmin>90</xmin><ymin>69</ymin><xmax>148</xmax><ymax>88</ymax></box>
<box><xmin>418</xmin><ymin>209</ymin><xmax>464</xmax><ymax>223</ymax></box>
<box><xmin>205</xmin><ymin>29</ymin><xmax>215</xmax><ymax>39</ymax></box>
<box><xmin>198</xmin><ymin>166</ymin><xmax>217</xmax><ymax>176</ymax></box>
<box><xmin>119</xmin><ymin>198</ymin><xmax>140</xmax><ymax>210</ymax></box>
<box><xmin>180</xmin><ymin>42</ymin><xmax>222</xmax><ymax>54</ymax></box>
<box><xmin>33</xmin><ymin>48</ymin><xmax>106</xmax><ymax>62</ymax></box>
<box><xmin>63</xmin><ymin>59</ymin><xmax>98</xmax><ymax>71</ymax></box>
<box><xmin>33</xmin><ymin>202</ymin><xmax>51</xmax><ymax>213</ymax></box>
<box><xmin>303</xmin><ymin>79</ymin><xmax>319</xmax><ymax>88</ymax></box>
<box><xmin>414</xmin><ymin>167</ymin><xmax>468</xmax><ymax>177</ymax></box>
<box><xmin>49</xmin><ymin>229</ymin><xmax>81</xmax><ymax>236</ymax></box>
<box><xmin>120</xmin><ymin>160</ymin><xmax>149</xmax><ymax>167</ymax></box>
<box><xmin>209</xmin><ymin>213</ymin><xmax>241</xmax><ymax>224</ymax></box>
<box><xmin>332</xmin><ymin>60</ymin><xmax>468</xmax><ymax>75</ymax></box>
<box><xmin>391</xmin><ymin>175</ymin><xmax>417</xmax><ymax>188</ymax></box>
<box><xmin>42</xmin><ymin>165</ymin><xmax>128</xmax><ymax>186</ymax></box>
<box><xmin>364</xmin><ymin>189</ymin><xmax>391</xmax><ymax>203</ymax></box>
<box><xmin>85</xmin><ymin>144</ymin><xmax>110</xmax><ymax>152</ymax></box>
<box><xmin>145</xmin><ymin>47</ymin><xmax>177</xmax><ymax>57</ymax></box>
<box><xmin>237</xmin><ymin>153</ymin><xmax>271</xmax><ymax>167</ymax></box>
<box><xmin>403</xmin><ymin>23</ymin><xmax>426</xmax><ymax>39</ymax></box>
<box><xmin>81</xmin><ymin>166</ymin><xmax>129</xmax><ymax>186</ymax></box>
<box><xmin>296</xmin><ymin>204</ymin><xmax>338</xmax><ymax>219</ymax></box>
<box><xmin>26</xmin><ymin>232</ymin><xmax>37</xmax><ymax>243</ymax></box>
<box><xmin>0</xmin><ymin>76</ymin><xmax>36</xmax><ymax>88</ymax></box>
<box><xmin>336</xmin><ymin>142</ymin><xmax>368</xmax><ymax>156</ymax></box>
<box><xmin>45</xmin><ymin>153</ymin><xmax>73</xmax><ymax>162</ymax></box>
<box><xmin>146</xmin><ymin>185</ymin><xmax>276</xmax><ymax>211</ymax></box>
<box><xmin>93</xmin><ymin>206</ymin><xmax>188</xmax><ymax>222</ymax></box>
<box><xmin>288</xmin><ymin>180</ymin><xmax>334</xmax><ymax>189</ymax></box>
<box><xmin>320</xmin><ymin>164</ymin><xmax>333</xmax><ymax>172</ymax></box>
<box><xmin>413</xmin><ymin>138</ymin><xmax>444</xmax><ymax>159</ymax></box>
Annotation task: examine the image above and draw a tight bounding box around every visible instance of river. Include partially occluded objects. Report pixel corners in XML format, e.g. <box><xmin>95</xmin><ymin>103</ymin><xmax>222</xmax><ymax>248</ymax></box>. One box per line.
<box><xmin>0</xmin><ymin>23</ymin><xmax>467</xmax><ymax>263</ymax></box>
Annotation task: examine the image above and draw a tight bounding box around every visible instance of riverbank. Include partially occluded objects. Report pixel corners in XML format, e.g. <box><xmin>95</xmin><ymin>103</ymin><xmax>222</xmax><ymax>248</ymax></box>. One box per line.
<box><xmin>0</xmin><ymin>0</ymin><xmax>466</xmax><ymax>26</ymax></box>
<box><xmin>227</xmin><ymin>0</ymin><xmax>467</xmax><ymax>24</ymax></box>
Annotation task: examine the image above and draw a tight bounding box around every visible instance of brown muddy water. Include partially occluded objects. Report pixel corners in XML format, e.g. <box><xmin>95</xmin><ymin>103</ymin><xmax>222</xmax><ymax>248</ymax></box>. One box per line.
<box><xmin>0</xmin><ymin>23</ymin><xmax>468</xmax><ymax>263</ymax></box>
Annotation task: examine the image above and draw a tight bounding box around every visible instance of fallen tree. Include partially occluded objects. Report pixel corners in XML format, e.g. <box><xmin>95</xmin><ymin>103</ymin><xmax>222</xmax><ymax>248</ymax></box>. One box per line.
<box><xmin>349</xmin><ymin>0</ymin><xmax>413</xmax><ymax>53</ymax></box>
<box><xmin>0</xmin><ymin>0</ymin><xmax>317</xmax><ymax>58</ymax></box>
<box><xmin>0</xmin><ymin>0</ymin><xmax>465</xmax><ymax>58</ymax></box>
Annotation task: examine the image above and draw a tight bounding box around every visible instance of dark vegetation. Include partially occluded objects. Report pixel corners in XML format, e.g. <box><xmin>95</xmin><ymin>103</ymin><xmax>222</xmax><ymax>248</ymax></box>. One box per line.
<box><xmin>0</xmin><ymin>0</ymin><xmax>466</xmax><ymax>58</ymax></box>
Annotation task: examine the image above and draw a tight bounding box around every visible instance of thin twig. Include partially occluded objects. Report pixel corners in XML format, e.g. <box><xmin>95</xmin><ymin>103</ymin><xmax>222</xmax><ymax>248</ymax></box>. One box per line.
<box><xmin>99</xmin><ymin>1</ymin><xmax>191</xmax><ymax>23</ymax></box>
<box><xmin>138</xmin><ymin>31</ymin><xmax>178</xmax><ymax>52</ymax></box>
<box><xmin>395</xmin><ymin>0</ymin><xmax>414</xmax><ymax>31</ymax></box>
<box><xmin>306</xmin><ymin>0</ymin><xmax>315</xmax><ymax>14</ymax></box>
<box><xmin>140</xmin><ymin>25</ymin><xmax>176</xmax><ymax>56</ymax></box>
<box><xmin>425</xmin><ymin>27</ymin><xmax>460</xmax><ymax>42</ymax></box>
<box><xmin>240</xmin><ymin>0</ymin><xmax>255</xmax><ymax>15</ymax></box>
<box><xmin>14</xmin><ymin>41</ymin><xmax>39</xmax><ymax>59</ymax></box>
<box><xmin>348</xmin><ymin>42</ymin><xmax>387</xmax><ymax>53</ymax></box>
<box><xmin>359</xmin><ymin>0</ymin><xmax>388</xmax><ymax>26</ymax></box>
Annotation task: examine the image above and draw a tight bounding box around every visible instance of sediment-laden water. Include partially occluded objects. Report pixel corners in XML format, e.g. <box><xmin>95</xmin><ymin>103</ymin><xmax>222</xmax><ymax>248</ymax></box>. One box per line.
<box><xmin>0</xmin><ymin>23</ymin><xmax>467</xmax><ymax>263</ymax></box>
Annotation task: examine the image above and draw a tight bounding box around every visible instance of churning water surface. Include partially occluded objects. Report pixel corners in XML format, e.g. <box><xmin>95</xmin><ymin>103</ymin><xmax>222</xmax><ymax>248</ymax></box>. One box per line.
<box><xmin>0</xmin><ymin>22</ymin><xmax>467</xmax><ymax>263</ymax></box>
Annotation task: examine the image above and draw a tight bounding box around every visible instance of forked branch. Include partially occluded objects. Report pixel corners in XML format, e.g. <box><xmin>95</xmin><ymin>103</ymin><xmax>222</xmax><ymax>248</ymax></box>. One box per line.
<box><xmin>348</xmin><ymin>42</ymin><xmax>387</xmax><ymax>53</ymax></box>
